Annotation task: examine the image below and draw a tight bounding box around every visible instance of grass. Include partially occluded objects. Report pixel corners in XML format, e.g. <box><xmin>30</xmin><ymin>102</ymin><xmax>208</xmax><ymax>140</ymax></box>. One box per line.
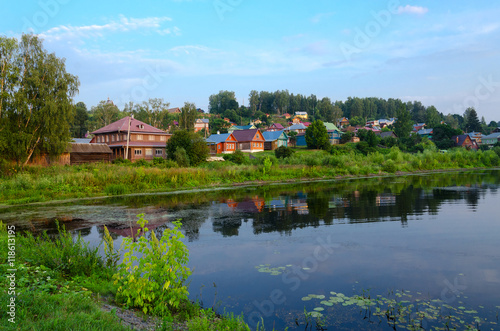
<box><xmin>0</xmin><ymin>146</ymin><xmax>499</xmax><ymax>205</ymax></box>
<box><xmin>0</xmin><ymin>221</ymin><xmax>254</xmax><ymax>331</ymax></box>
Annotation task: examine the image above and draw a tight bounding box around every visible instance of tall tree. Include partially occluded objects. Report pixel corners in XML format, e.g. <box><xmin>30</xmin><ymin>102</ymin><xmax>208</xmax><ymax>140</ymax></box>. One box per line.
<box><xmin>425</xmin><ymin>105</ymin><xmax>441</xmax><ymax>128</ymax></box>
<box><xmin>208</xmin><ymin>90</ymin><xmax>238</xmax><ymax>114</ymax></box>
<box><xmin>141</xmin><ymin>98</ymin><xmax>170</xmax><ymax>129</ymax></box>
<box><xmin>71</xmin><ymin>102</ymin><xmax>88</xmax><ymax>138</ymax></box>
<box><xmin>248</xmin><ymin>90</ymin><xmax>259</xmax><ymax>114</ymax></box>
<box><xmin>394</xmin><ymin>104</ymin><xmax>413</xmax><ymax>139</ymax></box>
<box><xmin>463</xmin><ymin>107</ymin><xmax>481</xmax><ymax>133</ymax></box>
<box><xmin>0</xmin><ymin>34</ymin><xmax>79</xmax><ymax>166</ymax></box>
<box><xmin>179</xmin><ymin>102</ymin><xmax>198</xmax><ymax>131</ymax></box>
<box><xmin>89</xmin><ymin>99</ymin><xmax>121</xmax><ymax>131</ymax></box>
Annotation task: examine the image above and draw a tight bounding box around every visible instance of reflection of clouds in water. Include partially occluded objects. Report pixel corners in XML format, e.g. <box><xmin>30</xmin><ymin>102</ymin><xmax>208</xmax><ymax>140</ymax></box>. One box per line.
<box><xmin>481</xmin><ymin>269</ymin><xmax>500</xmax><ymax>283</ymax></box>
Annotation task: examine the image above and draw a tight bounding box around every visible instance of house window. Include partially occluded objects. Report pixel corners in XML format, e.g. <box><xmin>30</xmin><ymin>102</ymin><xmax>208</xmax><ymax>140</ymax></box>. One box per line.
<box><xmin>123</xmin><ymin>134</ymin><xmax>127</xmax><ymax>140</ymax></box>
<box><xmin>156</xmin><ymin>149</ymin><xmax>163</xmax><ymax>156</ymax></box>
<box><xmin>149</xmin><ymin>135</ymin><xmax>154</xmax><ymax>141</ymax></box>
<box><xmin>112</xmin><ymin>135</ymin><xmax>115</xmax><ymax>142</ymax></box>
<box><xmin>160</xmin><ymin>136</ymin><xmax>166</xmax><ymax>142</ymax></box>
<box><xmin>106</xmin><ymin>135</ymin><xmax>109</xmax><ymax>142</ymax></box>
<box><xmin>146</xmin><ymin>149</ymin><xmax>153</xmax><ymax>156</ymax></box>
<box><xmin>137</xmin><ymin>135</ymin><xmax>143</xmax><ymax>140</ymax></box>
<box><xmin>134</xmin><ymin>149</ymin><xmax>142</xmax><ymax>155</ymax></box>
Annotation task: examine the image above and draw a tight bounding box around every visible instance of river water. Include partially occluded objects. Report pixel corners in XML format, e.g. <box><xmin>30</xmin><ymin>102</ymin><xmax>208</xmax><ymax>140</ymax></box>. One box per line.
<box><xmin>2</xmin><ymin>170</ymin><xmax>500</xmax><ymax>330</ymax></box>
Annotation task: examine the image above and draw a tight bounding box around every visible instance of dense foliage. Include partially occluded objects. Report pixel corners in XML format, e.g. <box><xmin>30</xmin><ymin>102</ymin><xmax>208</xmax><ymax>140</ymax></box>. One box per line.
<box><xmin>166</xmin><ymin>130</ymin><xmax>209</xmax><ymax>166</ymax></box>
<box><xmin>305</xmin><ymin>120</ymin><xmax>330</xmax><ymax>150</ymax></box>
<box><xmin>0</xmin><ymin>34</ymin><xmax>80</xmax><ymax>166</ymax></box>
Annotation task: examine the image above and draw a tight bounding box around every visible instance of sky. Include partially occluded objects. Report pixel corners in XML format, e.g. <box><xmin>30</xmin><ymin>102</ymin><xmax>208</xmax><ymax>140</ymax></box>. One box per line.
<box><xmin>2</xmin><ymin>0</ymin><xmax>500</xmax><ymax>122</ymax></box>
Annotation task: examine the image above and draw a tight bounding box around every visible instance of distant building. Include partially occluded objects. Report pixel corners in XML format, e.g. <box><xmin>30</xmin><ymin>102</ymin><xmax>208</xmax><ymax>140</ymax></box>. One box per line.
<box><xmin>194</xmin><ymin>118</ymin><xmax>209</xmax><ymax>133</ymax></box>
<box><xmin>167</xmin><ymin>107</ymin><xmax>181</xmax><ymax>114</ymax></box>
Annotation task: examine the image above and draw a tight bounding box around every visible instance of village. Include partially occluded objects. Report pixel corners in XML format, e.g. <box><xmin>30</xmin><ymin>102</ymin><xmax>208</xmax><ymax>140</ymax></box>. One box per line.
<box><xmin>44</xmin><ymin>108</ymin><xmax>500</xmax><ymax>166</ymax></box>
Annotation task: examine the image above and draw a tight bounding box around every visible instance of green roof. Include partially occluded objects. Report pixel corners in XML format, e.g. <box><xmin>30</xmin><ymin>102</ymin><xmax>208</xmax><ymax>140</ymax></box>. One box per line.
<box><xmin>324</xmin><ymin>122</ymin><xmax>341</xmax><ymax>132</ymax></box>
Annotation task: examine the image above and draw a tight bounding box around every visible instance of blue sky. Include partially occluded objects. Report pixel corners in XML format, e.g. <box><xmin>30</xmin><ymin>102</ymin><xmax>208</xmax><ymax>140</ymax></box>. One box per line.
<box><xmin>2</xmin><ymin>0</ymin><xmax>500</xmax><ymax>121</ymax></box>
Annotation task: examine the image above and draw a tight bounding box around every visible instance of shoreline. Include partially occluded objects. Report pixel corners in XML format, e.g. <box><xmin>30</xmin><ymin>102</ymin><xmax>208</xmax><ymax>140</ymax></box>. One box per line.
<box><xmin>1</xmin><ymin>166</ymin><xmax>498</xmax><ymax>209</ymax></box>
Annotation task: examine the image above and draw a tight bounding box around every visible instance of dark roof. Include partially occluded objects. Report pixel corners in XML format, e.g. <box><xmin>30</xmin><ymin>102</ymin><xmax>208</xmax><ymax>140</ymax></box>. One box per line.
<box><xmin>451</xmin><ymin>135</ymin><xmax>471</xmax><ymax>146</ymax></box>
<box><xmin>232</xmin><ymin>129</ymin><xmax>263</xmax><ymax>142</ymax></box>
<box><xmin>70</xmin><ymin>143</ymin><xmax>112</xmax><ymax>154</ymax></box>
<box><xmin>92</xmin><ymin>116</ymin><xmax>166</xmax><ymax>135</ymax></box>
<box><xmin>377</xmin><ymin>131</ymin><xmax>397</xmax><ymax>138</ymax></box>
<box><xmin>271</xmin><ymin>123</ymin><xmax>284</xmax><ymax>129</ymax></box>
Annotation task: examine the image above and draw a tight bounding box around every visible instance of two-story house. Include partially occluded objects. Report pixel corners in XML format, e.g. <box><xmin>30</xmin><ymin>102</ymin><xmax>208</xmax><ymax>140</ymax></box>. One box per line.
<box><xmin>90</xmin><ymin>116</ymin><xmax>171</xmax><ymax>161</ymax></box>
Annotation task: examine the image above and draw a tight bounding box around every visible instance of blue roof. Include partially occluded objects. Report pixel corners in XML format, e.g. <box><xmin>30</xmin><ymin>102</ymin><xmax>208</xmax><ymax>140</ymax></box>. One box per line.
<box><xmin>286</xmin><ymin>123</ymin><xmax>307</xmax><ymax>131</ymax></box>
<box><xmin>482</xmin><ymin>132</ymin><xmax>500</xmax><ymax>139</ymax></box>
<box><xmin>206</xmin><ymin>133</ymin><xmax>231</xmax><ymax>144</ymax></box>
<box><xmin>233</xmin><ymin>124</ymin><xmax>255</xmax><ymax>130</ymax></box>
<box><xmin>72</xmin><ymin>138</ymin><xmax>92</xmax><ymax>143</ymax></box>
<box><xmin>262</xmin><ymin>130</ymin><xmax>287</xmax><ymax>142</ymax></box>
<box><xmin>417</xmin><ymin>129</ymin><xmax>433</xmax><ymax>135</ymax></box>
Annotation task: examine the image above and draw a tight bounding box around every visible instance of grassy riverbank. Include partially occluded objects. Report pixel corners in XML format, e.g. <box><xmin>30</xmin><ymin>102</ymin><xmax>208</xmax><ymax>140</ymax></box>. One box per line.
<box><xmin>0</xmin><ymin>221</ymin><xmax>254</xmax><ymax>330</ymax></box>
<box><xmin>1</xmin><ymin>146</ymin><xmax>500</xmax><ymax>205</ymax></box>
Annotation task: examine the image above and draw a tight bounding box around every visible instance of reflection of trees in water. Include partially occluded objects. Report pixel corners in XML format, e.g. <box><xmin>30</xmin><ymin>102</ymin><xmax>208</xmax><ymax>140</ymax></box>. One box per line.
<box><xmin>208</xmin><ymin>171</ymin><xmax>500</xmax><ymax>237</ymax></box>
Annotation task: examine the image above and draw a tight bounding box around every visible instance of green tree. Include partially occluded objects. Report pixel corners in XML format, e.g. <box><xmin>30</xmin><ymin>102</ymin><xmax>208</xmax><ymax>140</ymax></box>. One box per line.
<box><xmin>0</xmin><ymin>34</ymin><xmax>80</xmax><ymax>166</ymax></box>
<box><xmin>89</xmin><ymin>99</ymin><xmax>121</xmax><ymax>132</ymax></box>
<box><xmin>71</xmin><ymin>102</ymin><xmax>89</xmax><ymax>138</ymax></box>
<box><xmin>141</xmin><ymin>98</ymin><xmax>170</xmax><ymax>129</ymax></box>
<box><xmin>305</xmin><ymin>120</ymin><xmax>330</xmax><ymax>150</ymax></box>
<box><xmin>249</xmin><ymin>90</ymin><xmax>259</xmax><ymax>114</ymax></box>
<box><xmin>208</xmin><ymin>90</ymin><xmax>238</xmax><ymax>114</ymax></box>
<box><xmin>394</xmin><ymin>104</ymin><xmax>413</xmax><ymax>139</ymax></box>
<box><xmin>425</xmin><ymin>105</ymin><xmax>441</xmax><ymax>128</ymax></box>
<box><xmin>166</xmin><ymin>130</ymin><xmax>208</xmax><ymax>166</ymax></box>
<box><xmin>463</xmin><ymin>107</ymin><xmax>481</xmax><ymax>132</ymax></box>
<box><xmin>432</xmin><ymin>124</ymin><xmax>462</xmax><ymax>150</ymax></box>
<box><xmin>340</xmin><ymin>131</ymin><xmax>354</xmax><ymax>144</ymax></box>
<box><xmin>349</xmin><ymin>116</ymin><xmax>365</xmax><ymax>127</ymax></box>
<box><xmin>178</xmin><ymin>102</ymin><xmax>198</xmax><ymax>131</ymax></box>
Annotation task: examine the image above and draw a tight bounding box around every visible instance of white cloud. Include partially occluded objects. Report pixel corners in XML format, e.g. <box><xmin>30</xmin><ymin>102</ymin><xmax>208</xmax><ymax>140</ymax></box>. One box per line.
<box><xmin>40</xmin><ymin>15</ymin><xmax>176</xmax><ymax>41</ymax></box>
<box><xmin>311</xmin><ymin>12</ymin><xmax>335</xmax><ymax>24</ymax></box>
<box><xmin>397</xmin><ymin>5</ymin><xmax>429</xmax><ymax>15</ymax></box>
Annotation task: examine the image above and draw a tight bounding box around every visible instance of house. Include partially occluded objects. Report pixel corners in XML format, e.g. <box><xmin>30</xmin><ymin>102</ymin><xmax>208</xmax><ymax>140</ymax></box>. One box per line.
<box><xmin>282</xmin><ymin>113</ymin><xmax>291</xmax><ymax>119</ymax></box>
<box><xmin>324</xmin><ymin>122</ymin><xmax>342</xmax><ymax>145</ymax></box>
<box><xmin>262</xmin><ymin>130</ymin><xmax>288</xmax><ymax>150</ymax></box>
<box><xmin>167</xmin><ymin>107</ymin><xmax>181</xmax><ymax>114</ymax></box>
<box><xmin>295</xmin><ymin>111</ymin><xmax>308</xmax><ymax>120</ymax></box>
<box><xmin>377</xmin><ymin>131</ymin><xmax>398</xmax><ymax>139</ymax></box>
<box><xmin>467</xmin><ymin>132</ymin><xmax>483</xmax><ymax>144</ymax></box>
<box><xmin>285</xmin><ymin>123</ymin><xmax>307</xmax><ymax>134</ymax></box>
<box><xmin>228</xmin><ymin>124</ymin><xmax>256</xmax><ymax>133</ymax></box>
<box><xmin>292</xmin><ymin>117</ymin><xmax>302</xmax><ymax>124</ymax></box>
<box><xmin>90</xmin><ymin>116</ymin><xmax>171</xmax><ymax>161</ymax></box>
<box><xmin>29</xmin><ymin>143</ymin><xmax>112</xmax><ymax>166</ymax></box>
<box><xmin>194</xmin><ymin>118</ymin><xmax>209</xmax><ymax>133</ymax></box>
<box><xmin>69</xmin><ymin>143</ymin><xmax>113</xmax><ymax>165</ymax></box>
<box><xmin>413</xmin><ymin>123</ymin><xmax>426</xmax><ymax>132</ymax></box>
<box><xmin>451</xmin><ymin>135</ymin><xmax>478</xmax><ymax>150</ymax></box>
<box><xmin>267</xmin><ymin>123</ymin><xmax>285</xmax><ymax>132</ymax></box>
<box><xmin>417</xmin><ymin>128</ymin><xmax>433</xmax><ymax>139</ymax></box>
<box><xmin>481</xmin><ymin>132</ymin><xmax>500</xmax><ymax>146</ymax></box>
<box><xmin>366</xmin><ymin>120</ymin><xmax>379</xmax><ymax>127</ymax></box>
<box><xmin>253</xmin><ymin>119</ymin><xmax>262</xmax><ymax>125</ymax></box>
<box><xmin>206</xmin><ymin>133</ymin><xmax>237</xmax><ymax>154</ymax></box>
<box><xmin>231</xmin><ymin>129</ymin><xmax>265</xmax><ymax>153</ymax></box>
<box><xmin>493</xmin><ymin>127</ymin><xmax>500</xmax><ymax>133</ymax></box>
<box><xmin>339</xmin><ymin>117</ymin><xmax>350</xmax><ymax>128</ymax></box>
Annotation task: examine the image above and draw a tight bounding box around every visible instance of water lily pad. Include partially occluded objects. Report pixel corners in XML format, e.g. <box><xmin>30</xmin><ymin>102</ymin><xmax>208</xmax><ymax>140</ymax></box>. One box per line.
<box><xmin>320</xmin><ymin>301</ymin><xmax>333</xmax><ymax>306</ymax></box>
<box><xmin>313</xmin><ymin>307</ymin><xmax>324</xmax><ymax>312</ymax></box>
<box><xmin>309</xmin><ymin>311</ymin><xmax>323</xmax><ymax>318</ymax></box>
<box><xmin>301</xmin><ymin>297</ymin><xmax>312</xmax><ymax>301</ymax></box>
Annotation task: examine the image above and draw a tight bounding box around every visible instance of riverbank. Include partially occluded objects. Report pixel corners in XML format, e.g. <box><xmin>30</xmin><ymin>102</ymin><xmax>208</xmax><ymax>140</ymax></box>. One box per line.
<box><xmin>0</xmin><ymin>221</ymin><xmax>254</xmax><ymax>331</ymax></box>
<box><xmin>1</xmin><ymin>147</ymin><xmax>499</xmax><ymax>206</ymax></box>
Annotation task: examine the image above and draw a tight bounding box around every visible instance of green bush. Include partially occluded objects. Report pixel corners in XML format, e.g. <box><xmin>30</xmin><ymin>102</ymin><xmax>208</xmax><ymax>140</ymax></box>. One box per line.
<box><xmin>112</xmin><ymin>157</ymin><xmax>131</xmax><ymax>165</ymax></box>
<box><xmin>223</xmin><ymin>150</ymin><xmax>247</xmax><ymax>165</ymax></box>
<box><xmin>174</xmin><ymin>148</ymin><xmax>190</xmax><ymax>167</ymax></box>
<box><xmin>133</xmin><ymin>159</ymin><xmax>150</xmax><ymax>167</ymax></box>
<box><xmin>104</xmin><ymin>184</ymin><xmax>128</xmax><ymax>195</ymax></box>
<box><xmin>274</xmin><ymin>146</ymin><xmax>295</xmax><ymax>159</ymax></box>
<box><xmin>114</xmin><ymin>215</ymin><xmax>191</xmax><ymax>316</ymax></box>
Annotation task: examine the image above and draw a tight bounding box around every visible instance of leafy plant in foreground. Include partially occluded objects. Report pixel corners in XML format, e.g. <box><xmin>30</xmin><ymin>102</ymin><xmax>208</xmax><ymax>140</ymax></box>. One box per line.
<box><xmin>114</xmin><ymin>214</ymin><xmax>191</xmax><ymax>315</ymax></box>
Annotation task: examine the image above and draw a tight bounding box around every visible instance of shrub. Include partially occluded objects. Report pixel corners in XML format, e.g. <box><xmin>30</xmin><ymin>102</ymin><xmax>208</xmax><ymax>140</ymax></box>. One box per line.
<box><xmin>114</xmin><ymin>215</ymin><xmax>191</xmax><ymax>316</ymax></box>
<box><xmin>223</xmin><ymin>150</ymin><xmax>247</xmax><ymax>165</ymax></box>
<box><xmin>104</xmin><ymin>184</ymin><xmax>128</xmax><ymax>195</ymax></box>
<box><xmin>112</xmin><ymin>157</ymin><xmax>131</xmax><ymax>165</ymax></box>
<box><xmin>382</xmin><ymin>159</ymin><xmax>397</xmax><ymax>173</ymax></box>
<box><xmin>274</xmin><ymin>146</ymin><xmax>295</xmax><ymax>159</ymax></box>
<box><xmin>174</xmin><ymin>148</ymin><xmax>190</xmax><ymax>167</ymax></box>
<box><xmin>133</xmin><ymin>159</ymin><xmax>150</xmax><ymax>167</ymax></box>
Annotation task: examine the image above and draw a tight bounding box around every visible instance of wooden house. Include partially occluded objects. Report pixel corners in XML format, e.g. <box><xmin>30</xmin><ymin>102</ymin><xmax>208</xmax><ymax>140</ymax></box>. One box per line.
<box><xmin>228</xmin><ymin>124</ymin><xmax>256</xmax><ymax>133</ymax></box>
<box><xmin>452</xmin><ymin>135</ymin><xmax>478</xmax><ymax>150</ymax></box>
<box><xmin>69</xmin><ymin>143</ymin><xmax>112</xmax><ymax>165</ymax></box>
<box><xmin>206</xmin><ymin>133</ymin><xmax>237</xmax><ymax>154</ymax></box>
<box><xmin>231</xmin><ymin>129</ymin><xmax>265</xmax><ymax>153</ymax></box>
<box><xmin>267</xmin><ymin>123</ymin><xmax>285</xmax><ymax>132</ymax></box>
<box><xmin>262</xmin><ymin>130</ymin><xmax>288</xmax><ymax>150</ymax></box>
<box><xmin>482</xmin><ymin>132</ymin><xmax>500</xmax><ymax>146</ymax></box>
<box><xmin>194</xmin><ymin>118</ymin><xmax>209</xmax><ymax>133</ymax></box>
<box><xmin>90</xmin><ymin>116</ymin><xmax>171</xmax><ymax>162</ymax></box>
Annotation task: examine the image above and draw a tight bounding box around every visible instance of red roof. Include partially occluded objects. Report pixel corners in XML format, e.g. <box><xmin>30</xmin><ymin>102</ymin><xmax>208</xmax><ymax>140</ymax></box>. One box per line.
<box><xmin>91</xmin><ymin>116</ymin><xmax>166</xmax><ymax>135</ymax></box>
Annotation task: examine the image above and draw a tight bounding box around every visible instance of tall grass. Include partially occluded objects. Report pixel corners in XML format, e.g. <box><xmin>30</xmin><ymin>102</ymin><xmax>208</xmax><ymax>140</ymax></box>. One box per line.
<box><xmin>1</xmin><ymin>147</ymin><xmax>499</xmax><ymax>205</ymax></box>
